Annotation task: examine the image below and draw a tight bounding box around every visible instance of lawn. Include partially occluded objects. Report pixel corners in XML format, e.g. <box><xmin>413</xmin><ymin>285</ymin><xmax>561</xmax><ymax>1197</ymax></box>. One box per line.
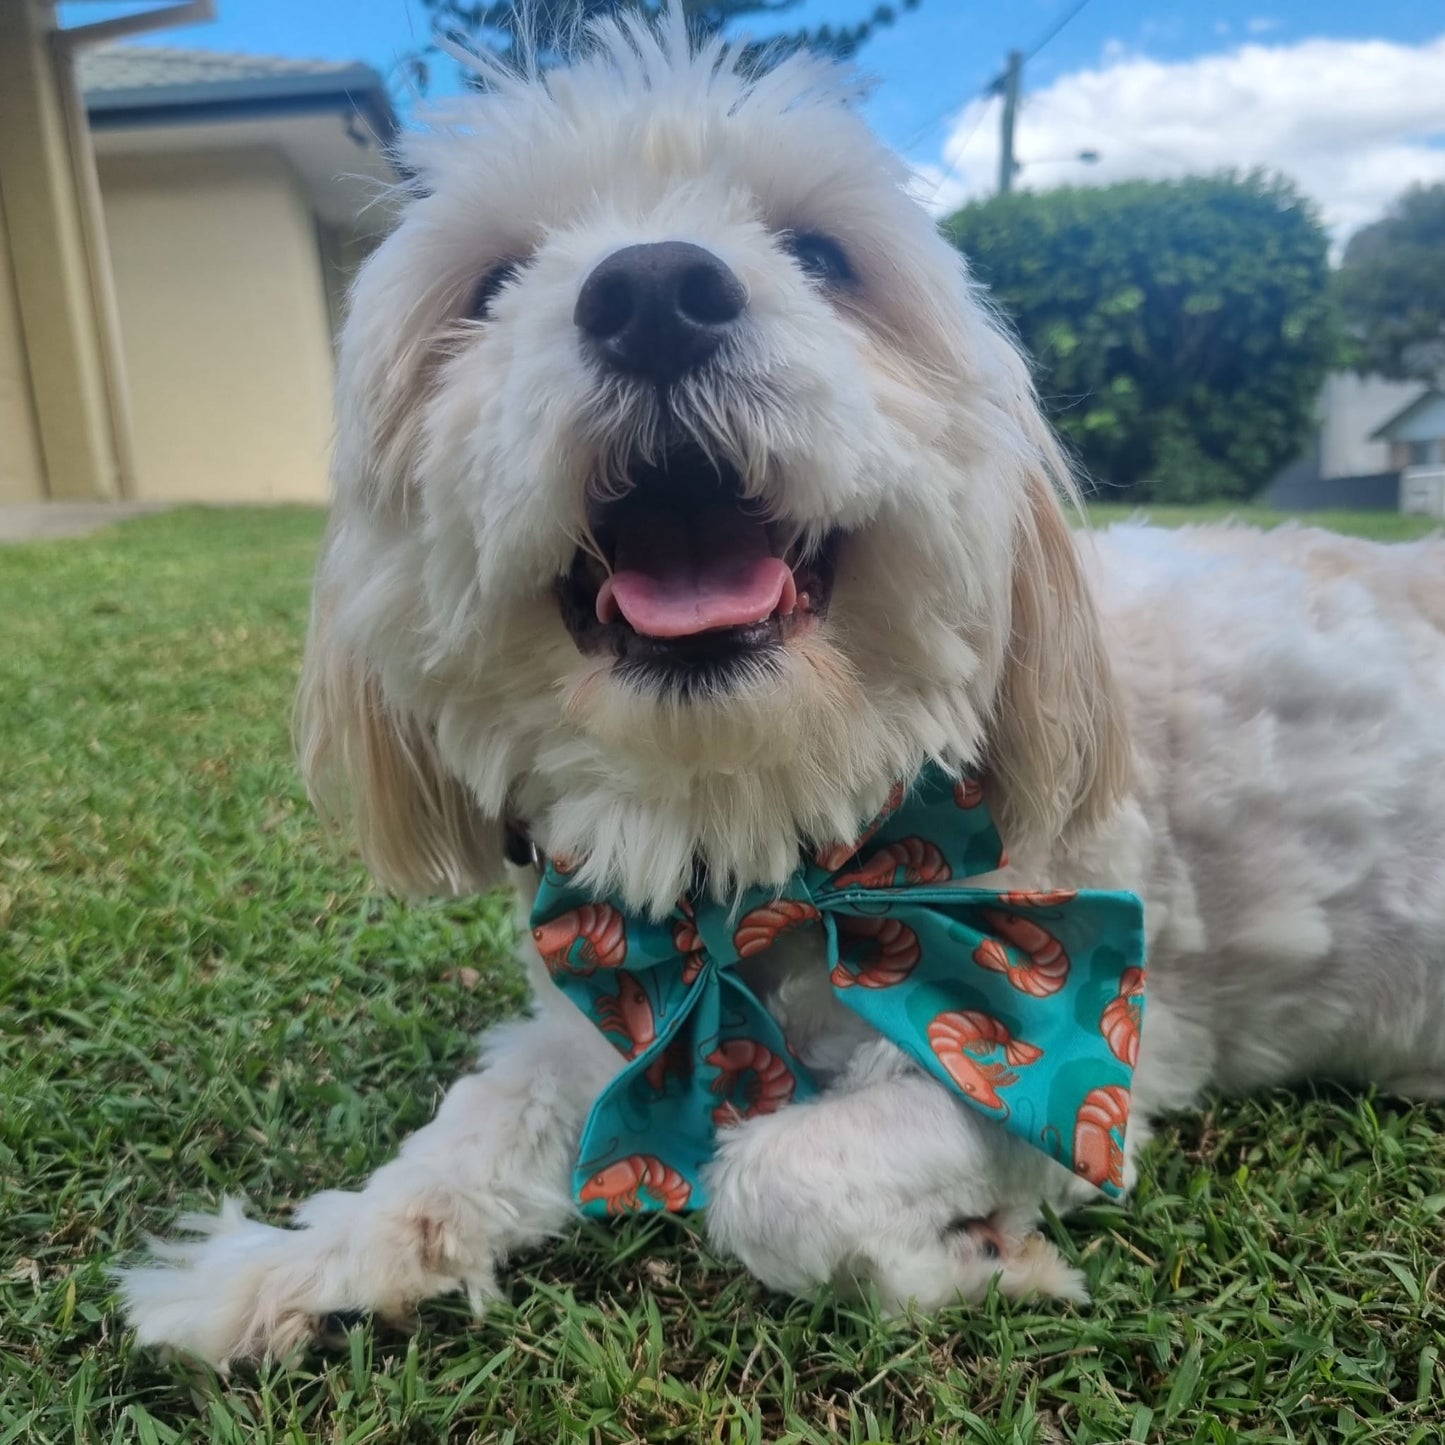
<box><xmin>1082</xmin><ymin>502</ymin><xmax>1441</xmax><ymax>541</ymax></box>
<box><xmin>2</xmin><ymin>505</ymin><xmax>1442</xmax><ymax>1445</ymax></box>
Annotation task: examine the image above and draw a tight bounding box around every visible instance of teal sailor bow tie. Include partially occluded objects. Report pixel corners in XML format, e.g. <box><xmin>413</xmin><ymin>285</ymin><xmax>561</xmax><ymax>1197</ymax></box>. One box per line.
<box><xmin>530</xmin><ymin>764</ymin><xmax>1147</xmax><ymax>1216</ymax></box>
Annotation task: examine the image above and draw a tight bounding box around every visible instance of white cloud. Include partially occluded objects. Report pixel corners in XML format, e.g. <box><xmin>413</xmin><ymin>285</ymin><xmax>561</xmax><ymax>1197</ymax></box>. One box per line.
<box><xmin>1247</xmin><ymin>17</ymin><xmax>1281</xmax><ymax>35</ymax></box>
<box><xmin>918</xmin><ymin>33</ymin><xmax>1445</xmax><ymax>244</ymax></box>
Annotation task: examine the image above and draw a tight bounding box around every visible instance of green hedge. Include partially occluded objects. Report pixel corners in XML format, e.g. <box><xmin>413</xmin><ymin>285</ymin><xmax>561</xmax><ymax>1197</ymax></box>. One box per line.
<box><xmin>945</xmin><ymin>173</ymin><xmax>1340</xmax><ymax>501</ymax></box>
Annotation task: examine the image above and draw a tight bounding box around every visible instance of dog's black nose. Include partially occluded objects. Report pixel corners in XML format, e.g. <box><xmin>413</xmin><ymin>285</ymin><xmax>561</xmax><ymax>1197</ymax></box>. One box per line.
<box><xmin>574</xmin><ymin>241</ymin><xmax>746</xmax><ymax>385</ymax></box>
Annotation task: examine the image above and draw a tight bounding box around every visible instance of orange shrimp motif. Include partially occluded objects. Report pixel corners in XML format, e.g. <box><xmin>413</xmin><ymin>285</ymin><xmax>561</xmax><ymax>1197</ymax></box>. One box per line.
<box><xmin>733</xmin><ymin>899</ymin><xmax>821</xmax><ymax>958</ymax></box>
<box><xmin>832</xmin><ymin>837</ymin><xmax>952</xmax><ymax>891</ymax></box>
<box><xmin>672</xmin><ymin>911</ymin><xmax>700</xmax><ymax>955</ymax></box>
<box><xmin>593</xmin><ymin>970</ymin><xmax>655</xmax><ymax>1059</ymax></box>
<box><xmin>1101</xmin><ymin>966</ymin><xmax>1146</xmax><ymax>1068</ymax></box>
<box><xmin>814</xmin><ymin>839</ymin><xmax>861</xmax><ymax>872</ymax></box>
<box><xmin>831</xmin><ymin>916</ymin><xmax>921</xmax><ymax>989</ymax></box>
<box><xmin>1073</xmin><ymin>1084</ymin><xmax>1130</xmax><ymax>1191</ymax></box>
<box><xmin>814</xmin><ymin>782</ymin><xmax>906</xmax><ymax>870</ymax></box>
<box><xmin>672</xmin><ymin>902</ymin><xmax>706</xmax><ymax>982</ymax></box>
<box><xmin>954</xmin><ymin>777</ymin><xmax>984</xmax><ymax>809</ymax></box>
<box><xmin>705</xmin><ymin>1039</ymin><xmax>796</xmax><ymax>1125</ymax></box>
<box><xmin>973</xmin><ymin>910</ymin><xmax>1071</xmax><ymax>997</ymax></box>
<box><xmin>927</xmin><ymin>1010</ymin><xmax>1043</xmax><ymax>1114</ymax></box>
<box><xmin>578</xmin><ymin>1155</ymin><xmax>691</xmax><ymax>1214</ymax></box>
<box><xmin>531</xmin><ymin>903</ymin><xmax>626</xmax><ymax>974</ymax></box>
<box><xmin>999</xmin><ymin>889</ymin><xmax>1078</xmax><ymax>907</ymax></box>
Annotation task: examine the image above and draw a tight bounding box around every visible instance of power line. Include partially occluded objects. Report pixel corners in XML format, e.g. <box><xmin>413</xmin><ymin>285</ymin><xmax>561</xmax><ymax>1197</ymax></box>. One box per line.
<box><xmin>905</xmin><ymin>0</ymin><xmax>1095</xmax><ymax>154</ymax></box>
<box><xmin>943</xmin><ymin>92</ymin><xmax>997</xmax><ymax>162</ymax></box>
<box><xmin>921</xmin><ymin>92</ymin><xmax>996</xmax><ymax>209</ymax></box>
<box><xmin>901</xmin><ymin>73</ymin><xmax>992</xmax><ymax>154</ymax></box>
<box><xmin>916</xmin><ymin>0</ymin><xmax>1099</xmax><ymax>206</ymax></box>
<box><xmin>1023</xmin><ymin>0</ymin><xmax>1094</xmax><ymax>63</ymax></box>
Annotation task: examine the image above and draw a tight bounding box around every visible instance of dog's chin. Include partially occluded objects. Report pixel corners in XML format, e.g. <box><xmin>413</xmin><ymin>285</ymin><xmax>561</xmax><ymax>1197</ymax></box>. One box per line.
<box><xmin>555</xmin><ymin>445</ymin><xmax>841</xmax><ymax>702</ymax></box>
<box><xmin>562</xmin><ymin>619</ymin><xmax>867</xmax><ymax>777</ymax></box>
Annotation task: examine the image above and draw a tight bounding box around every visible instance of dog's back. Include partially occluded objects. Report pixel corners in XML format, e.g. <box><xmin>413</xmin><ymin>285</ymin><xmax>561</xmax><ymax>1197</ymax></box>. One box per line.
<box><xmin>1084</xmin><ymin>522</ymin><xmax>1445</xmax><ymax>1098</ymax></box>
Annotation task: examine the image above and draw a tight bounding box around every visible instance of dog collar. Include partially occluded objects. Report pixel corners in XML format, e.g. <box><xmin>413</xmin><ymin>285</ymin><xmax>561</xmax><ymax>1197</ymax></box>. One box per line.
<box><xmin>529</xmin><ymin>763</ymin><xmax>1147</xmax><ymax>1215</ymax></box>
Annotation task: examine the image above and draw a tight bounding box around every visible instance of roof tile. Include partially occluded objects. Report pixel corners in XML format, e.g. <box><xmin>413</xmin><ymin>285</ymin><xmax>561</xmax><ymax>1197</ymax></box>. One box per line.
<box><xmin>78</xmin><ymin>44</ymin><xmax>362</xmax><ymax>96</ymax></box>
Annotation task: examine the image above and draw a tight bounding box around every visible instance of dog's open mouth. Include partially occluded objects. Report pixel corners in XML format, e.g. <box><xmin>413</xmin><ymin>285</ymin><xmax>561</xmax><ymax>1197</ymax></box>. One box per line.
<box><xmin>557</xmin><ymin>446</ymin><xmax>837</xmax><ymax>689</ymax></box>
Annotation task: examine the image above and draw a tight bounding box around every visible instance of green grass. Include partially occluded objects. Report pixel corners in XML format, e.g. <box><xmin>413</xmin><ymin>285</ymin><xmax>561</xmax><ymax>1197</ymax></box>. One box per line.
<box><xmin>2</xmin><ymin>505</ymin><xmax>1442</xmax><ymax>1445</ymax></box>
<box><xmin>1083</xmin><ymin>502</ymin><xmax>1442</xmax><ymax>541</ymax></box>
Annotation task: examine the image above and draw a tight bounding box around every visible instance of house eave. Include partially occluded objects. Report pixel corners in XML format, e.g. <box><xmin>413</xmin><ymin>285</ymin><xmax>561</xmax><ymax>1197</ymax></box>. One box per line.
<box><xmin>85</xmin><ymin>67</ymin><xmax>397</xmax><ymax>148</ymax></box>
<box><xmin>1369</xmin><ymin>388</ymin><xmax>1443</xmax><ymax>442</ymax></box>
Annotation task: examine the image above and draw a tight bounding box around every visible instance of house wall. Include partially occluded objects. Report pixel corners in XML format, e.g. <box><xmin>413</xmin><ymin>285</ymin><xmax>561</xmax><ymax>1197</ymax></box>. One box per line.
<box><xmin>0</xmin><ymin>185</ymin><xmax>47</xmax><ymax>502</ymax></box>
<box><xmin>0</xmin><ymin>0</ymin><xmax>127</xmax><ymax>502</ymax></box>
<box><xmin>1317</xmin><ymin>372</ymin><xmax>1422</xmax><ymax>480</ymax></box>
<box><xmin>1387</xmin><ymin>440</ymin><xmax>1445</xmax><ymax>469</ymax></box>
<box><xmin>96</xmin><ymin>147</ymin><xmax>336</xmax><ymax>502</ymax></box>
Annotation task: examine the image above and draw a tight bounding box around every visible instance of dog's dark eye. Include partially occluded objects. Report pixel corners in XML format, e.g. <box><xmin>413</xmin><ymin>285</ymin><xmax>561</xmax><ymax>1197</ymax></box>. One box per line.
<box><xmin>467</xmin><ymin>259</ymin><xmax>523</xmax><ymax>320</ymax></box>
<box><xmin>785</xmin><ymin>232</ymin><xmax>853</xmax><ymax>288</ymax></box>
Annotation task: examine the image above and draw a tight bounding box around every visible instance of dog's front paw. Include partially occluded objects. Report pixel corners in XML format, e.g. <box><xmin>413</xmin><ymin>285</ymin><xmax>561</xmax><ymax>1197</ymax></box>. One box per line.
<box><xmin>932</xmin><ymin>1212</ymin><xmax>1089</xmax><ymax>1310</ymax></box>
<box><xmin>720</xmin><ymin>1208</ymin><xmax>1088</xmax><ymax>1316</ymax></box>
<box><xmin>118</xmin><ymin>1197</ymin><xmax>324</xmax><ymax>1369</ymax></box>
<box><xmin>118</xmin><ymin>1192</ymin><xmax>500</xmax><ymax>1369</ymax></box>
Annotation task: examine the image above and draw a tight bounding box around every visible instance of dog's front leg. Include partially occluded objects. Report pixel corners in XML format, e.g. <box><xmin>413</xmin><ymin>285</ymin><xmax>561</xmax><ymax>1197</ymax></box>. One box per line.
<box><xmin>703</xmin><ymin>1046</ymin><xmax>1091</xmax><ymax>1313</ymax></box>
<box><xmin>119</xmin><ymin>998</ymin><xmax>620</xmax><ymax>1369</ymax></box>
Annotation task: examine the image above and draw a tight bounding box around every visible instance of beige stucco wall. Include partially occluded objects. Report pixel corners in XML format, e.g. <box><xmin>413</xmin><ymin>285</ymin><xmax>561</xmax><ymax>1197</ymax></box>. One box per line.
<box><xmin>0</xmin><ymin>186</ymin><xmax>47</xmax><ymax>503</ymax></box>
<box><xmin>97</xmin><ymin>147</ymin><xmax>336</xmax><ymax>502</ymax></box>
<box><xmin>0</xmin><ymin>0</ymin><xmax>128</xmax><ymax>502</ymax></box>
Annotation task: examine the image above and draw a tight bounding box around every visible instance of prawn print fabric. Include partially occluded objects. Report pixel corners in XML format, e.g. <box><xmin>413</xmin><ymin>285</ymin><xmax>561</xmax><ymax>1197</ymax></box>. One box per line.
<box><xmin>530</xmin><ymin>766</ymin><xmax>1148</xmax><ymax>1216</ymax></box>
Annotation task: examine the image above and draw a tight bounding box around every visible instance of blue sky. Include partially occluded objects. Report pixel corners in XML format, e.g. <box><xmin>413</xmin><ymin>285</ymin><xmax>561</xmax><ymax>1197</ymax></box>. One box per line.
<box><xmin>63</xmin><ymin>1</ymin><xmax>1445</xmax><ymax>237</ymax></box>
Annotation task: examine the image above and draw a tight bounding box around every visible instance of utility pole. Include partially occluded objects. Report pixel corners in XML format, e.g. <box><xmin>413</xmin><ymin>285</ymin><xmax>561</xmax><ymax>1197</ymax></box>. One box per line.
<box><xmin>996</xmin><ymin>49</ymin><xmax>1022</xmax><ymax>195</ymax></box>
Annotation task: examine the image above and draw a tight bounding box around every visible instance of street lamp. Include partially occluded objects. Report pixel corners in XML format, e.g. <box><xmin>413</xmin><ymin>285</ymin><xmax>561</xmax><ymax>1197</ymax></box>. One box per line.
<box><xmin>1014</xmin><ymin>148</ymin><xmax>1102</xmax><ymax>177</ymax></box>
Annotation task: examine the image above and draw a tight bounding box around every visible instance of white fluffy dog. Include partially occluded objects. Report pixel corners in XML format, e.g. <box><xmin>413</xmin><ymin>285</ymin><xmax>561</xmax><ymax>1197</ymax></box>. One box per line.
<box><xmin>120</xmin><ymin>11</ymin><xmax>1445</xmax><ymax>1369</ymax></box>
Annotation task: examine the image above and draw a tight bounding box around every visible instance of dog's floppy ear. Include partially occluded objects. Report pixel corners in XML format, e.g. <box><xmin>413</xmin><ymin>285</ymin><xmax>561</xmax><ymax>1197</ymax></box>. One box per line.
<box><xmin>988</xmin><ymin>411</ymin><xmax>1130</xmax><ymax>850</ymax></box>
<box><xmin>296</xmin><ymin>579</ymin><xmax>502</xmax><ymax>898</ymax></box>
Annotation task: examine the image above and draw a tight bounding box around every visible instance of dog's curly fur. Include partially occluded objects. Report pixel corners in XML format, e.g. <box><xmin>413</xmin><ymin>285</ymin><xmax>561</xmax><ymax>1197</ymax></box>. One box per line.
<box><xmin>119</xmin><ymin>10</ymin><xmax>1445</xmax><ymax>1369</ymax></box>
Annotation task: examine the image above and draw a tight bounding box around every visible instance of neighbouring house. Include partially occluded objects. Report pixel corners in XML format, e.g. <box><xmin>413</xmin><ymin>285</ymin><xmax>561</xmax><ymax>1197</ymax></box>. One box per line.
<box><xmin>1265</xmin><ymin>371</ymin><xmax>1445</xmax><ymax>515</ymax></box>
<box><xmin>1372</xmin><ymin>389</ymin><xmax>1445</xmax><ymax>519</ymax></box>
<box><xmin>0</xmin><ymin>0</ymin><xmax>398</xmax><ymax>508</ymax></box>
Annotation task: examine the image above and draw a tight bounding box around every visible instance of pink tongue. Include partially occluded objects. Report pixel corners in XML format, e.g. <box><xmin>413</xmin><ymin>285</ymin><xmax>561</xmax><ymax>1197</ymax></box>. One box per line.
<box><xmin>599</xmin><ymin>505</ymin><xmax>794</xmax><ymax>639</ymax></box>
